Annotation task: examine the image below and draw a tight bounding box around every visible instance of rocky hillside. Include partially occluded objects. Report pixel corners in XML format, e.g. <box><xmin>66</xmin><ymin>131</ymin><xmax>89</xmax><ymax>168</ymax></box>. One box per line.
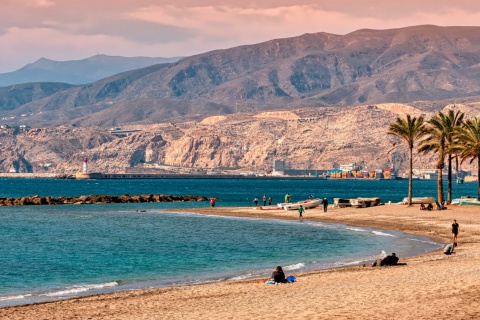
<box><xmin>3</xmin><ymin>25</ymin><xmax>480</xmax><ymax>127</ymax></box>
<box><xmin>2</xmin><ymin>103</ymin><xmax>479</xmax><ymax>175</ymax></box>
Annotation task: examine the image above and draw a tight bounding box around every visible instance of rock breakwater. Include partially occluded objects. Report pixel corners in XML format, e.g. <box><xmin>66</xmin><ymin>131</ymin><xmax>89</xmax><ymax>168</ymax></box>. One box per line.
<box><xmin>0</xmin><ymin>194</ymin><xmax>208</xmax><ymax>206</ymax></box>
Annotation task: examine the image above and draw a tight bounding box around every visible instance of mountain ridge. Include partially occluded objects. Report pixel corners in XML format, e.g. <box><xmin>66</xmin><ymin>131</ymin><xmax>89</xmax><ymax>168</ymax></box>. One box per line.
<box><xmin>2</xmin><ymin>25</ymin><xmax>480</xmax><ymax>127</ymax></box>
<box><xmin>0</xmin><ymin>54</ymin><xmax>184</xmax><ymax>87</ymax></box>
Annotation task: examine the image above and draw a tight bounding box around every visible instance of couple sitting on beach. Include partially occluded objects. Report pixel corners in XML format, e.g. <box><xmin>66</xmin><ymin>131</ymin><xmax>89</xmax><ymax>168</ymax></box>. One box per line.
<box><xmin>372</xmin><ymin>253</ymin><xmax>399</xmax><ymax>267</ymax></box>
<box><xmin>265</xmin><ymin>266</ymin><xmax>296</xmax><ymax>284</ymax></box>
<box><xmin>420</xmin><ymin>203</ymin><xmax>434</xmax><ymax>211</ymax></box>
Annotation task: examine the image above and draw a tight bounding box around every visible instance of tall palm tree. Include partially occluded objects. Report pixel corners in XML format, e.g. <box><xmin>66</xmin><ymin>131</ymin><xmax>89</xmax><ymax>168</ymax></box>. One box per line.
<box><xmin>388</xmin><ymin>114</ymin><xmax>426</xmax><ymax>205</ymax></box>
<box><xmin>418</xmin><ymin>111</ymin><xmax>450</xmax><ymax>204</ymax></box>
<box><xmin>451</xmin><ymin>117</ymin><xmax>480</xmax><ymax>200</ymax></box>
<box><xmin>443</xmin><ymin>110</ymin><xmax>465</xmax><ymax>204</ymax></box>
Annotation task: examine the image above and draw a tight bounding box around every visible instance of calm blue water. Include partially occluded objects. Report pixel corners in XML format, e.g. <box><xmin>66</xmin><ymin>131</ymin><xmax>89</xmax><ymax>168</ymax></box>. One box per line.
<box><xmin>0</xmin><ymin>178</ymin><xmax>472</xmax><ymax>307</ymax></box>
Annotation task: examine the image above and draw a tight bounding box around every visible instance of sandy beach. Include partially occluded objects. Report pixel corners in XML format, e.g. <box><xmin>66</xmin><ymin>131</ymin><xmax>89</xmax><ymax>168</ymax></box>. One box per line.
<box><xmin>1</xmin><ymin>203</ymin><xmax>479</xmax><ymax>320</ymax></box>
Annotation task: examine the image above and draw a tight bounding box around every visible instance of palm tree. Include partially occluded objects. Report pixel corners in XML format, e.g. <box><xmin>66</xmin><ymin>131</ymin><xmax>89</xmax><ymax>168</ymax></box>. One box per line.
<box><xmin>388</xmin><ymin>114</ymin><xmax>426</xmax><ymax>205</ymax></box>
<box><xmin>443</xmin><ymin>110</ymin><xmax>465</xmax><ymax>204</ymax></box>
<box><xmin>451</xmin><ymin>117</ymin><xmax>480</xmax><ymax>200</ymax></box>
<box><xmin>418</xmin><ymin>111</ymin><xmax>451</xmax><ymax>204</ymax></box>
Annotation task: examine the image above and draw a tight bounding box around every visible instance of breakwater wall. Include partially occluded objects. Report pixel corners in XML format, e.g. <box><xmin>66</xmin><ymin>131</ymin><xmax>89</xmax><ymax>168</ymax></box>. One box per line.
<box><xmin>0</xmin><ymin>173</ymin><xmax>74</xmax><ymax>179</ymax></box>
<box><xmin>0</xmin><ymin>194</ymin><xmax>208</xmax><ymax>206</ymax></box>
<box><xmin>76</xmin><ymin>172</ymin><xmax>326</xmax><ymax>180</ymax></box>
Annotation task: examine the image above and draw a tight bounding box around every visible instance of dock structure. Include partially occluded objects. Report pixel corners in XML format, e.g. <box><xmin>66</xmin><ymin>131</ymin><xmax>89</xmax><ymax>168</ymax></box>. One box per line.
<box><xmin>74</xmin><ymin>173</ymin><xmax>326</xmax><ymax>180</ymax></box>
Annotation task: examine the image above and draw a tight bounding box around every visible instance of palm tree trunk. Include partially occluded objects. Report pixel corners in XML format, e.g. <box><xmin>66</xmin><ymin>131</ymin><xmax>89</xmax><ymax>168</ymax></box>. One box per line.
<box><xmin>437</xmin><ymin>154</ymin><xmax>444</xmax><ymax>205</ymax></box>
<box><xmin>408</xmin><ymin>146</ymin><xmax>413</xmax><ymax>205</ymax></box>
<box><xmin>447</xmin><ymin>154</ymin><xmax>452</xmax><ymax>204</ymax></box>
<box><xmin>437</xmin><ymin>167</ymin><xmax>444</xmax><ymax>204</ymax></box>
<box><xmin>477</xmin><ymin>157</ymin><xmax>480</xmax><ymax>200</ymax></box>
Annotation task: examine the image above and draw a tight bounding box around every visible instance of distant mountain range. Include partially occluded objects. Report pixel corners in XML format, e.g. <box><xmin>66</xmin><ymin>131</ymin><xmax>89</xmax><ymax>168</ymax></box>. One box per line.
<box><xmin>0</xmin><ymin>54</ymin><xmax>184</xmax><ymax>86</ymax></box>
<box><xmin>2</xmin><ymin>25</ymin><xmax>480</xmax><ymax>127</ymax></box>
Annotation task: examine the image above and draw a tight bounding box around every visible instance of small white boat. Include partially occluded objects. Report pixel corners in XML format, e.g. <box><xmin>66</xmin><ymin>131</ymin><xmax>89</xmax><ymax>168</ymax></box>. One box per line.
<box><xmin>402</xmin><ymin>197</ymin><xmax>435</xmax><ymax>204</ymax></box>
<box><xmin>451</xmin><ymin>197</ymin><xmax>480</xmax><ymax>206</ymax></box>
<box><xmin>277</xmin><ymin>202</ymin><xmax>290</xmax><ymax>208</ymax></box>
<box><xmin>282</xmin><ymin>199</ymin><xmax>322</xmax><ymax>210</ymax></box>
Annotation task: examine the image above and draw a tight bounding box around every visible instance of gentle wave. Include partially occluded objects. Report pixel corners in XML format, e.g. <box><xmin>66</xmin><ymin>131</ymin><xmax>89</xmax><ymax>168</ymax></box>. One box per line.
<box><xmin>345</xmin><ymin>227</ymin><xmax>368</xmax><ymax>232</ymax></box>
<box><xmin>44</xmin><ymin>282</ymin><xmax>119</xmax><ymax>297</ymax></box>
<box><xmin>284</xmin><ymin>263</ymin><xmax>305</xmax><ymax>271</ymax></box>
<box><xmin>371</xmin><ymin>231</ymin><xmax>396</xmax><ymax>237</ymax></box>
<box><xmin>405</xmin><ymin>237</ymin><xmax>440</xmax><ymax>246</ymax></box>
<box><xmin>0</xmin><ymin>281</ymin><xmax>119</xmax><ymax>302</ymax></box>
<box><xmin>0</xmin><ymin>294</ymin><xmax>32</xmax><ymax>301</ymax></box>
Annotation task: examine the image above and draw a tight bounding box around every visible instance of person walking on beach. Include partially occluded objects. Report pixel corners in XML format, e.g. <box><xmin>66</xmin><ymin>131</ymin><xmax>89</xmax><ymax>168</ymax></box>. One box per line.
<box><xmin>298</xmin><ymin>205</ymin><xmax>304</xmax><ymax>219</ymax></box>
<box><xmin>210</xmin><ymin>198</ymin><xmax>216</xmax><ymax>207</ymax></box>
<box><xmin>253</xmin><ymin>197</ymin><xmax>259</xmax><ymax>207</ymax></box>
<box><xmin>268</xmin><ymin>196</ymin><xmax>272</xmax><ymax>206</ymax></box>
<box><xmin>262</xmin><ymin>194</ymin><xmax>267</xmax><ymax>206</ymax></box>
<box><xmin>452</xmin><ymin>219</ymin><xmax>459</xmax><ymax>245</ymax></box>
<box><xmin>323</xmin><ymin>198</ymin><xmax>328</xmax><ymax>212</ymax></box>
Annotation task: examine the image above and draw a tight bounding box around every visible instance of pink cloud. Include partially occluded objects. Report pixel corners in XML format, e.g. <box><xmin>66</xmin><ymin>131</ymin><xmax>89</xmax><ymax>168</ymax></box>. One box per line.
<box><xmin>2</xmin><ymin>1</ymin><xmax>480</xmax><ymax>72</ymax></box>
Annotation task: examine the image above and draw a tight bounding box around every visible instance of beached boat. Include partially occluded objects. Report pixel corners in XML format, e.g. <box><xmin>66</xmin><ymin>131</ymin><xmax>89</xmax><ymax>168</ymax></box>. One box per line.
<box><xmin>451</xmin><ymin>197</ymin><xmax>480</xmax><ymax>206</ymax></box>
<box><xmin>277</xmin><ymin>202</ymin><xmax>290</xmax><ymax>208</ymax></box>
<box><xmin>334</xmin><ymin>198</ymin><xmax>368</xmax><ymax>208</ymax></box>
<box><xmin>402</xmin><ymin>197</ymin><xmax>435</xmax><ymax>204</ymax></box>
<box><xmin>357</xmin><ymin>197</ymin><xmax>381</xmax><ymax>207</ymax></box>
<box><xmin>282</xmin><ymin>199</ymin><xmax>322</xmax><ymax>210</ymax></box>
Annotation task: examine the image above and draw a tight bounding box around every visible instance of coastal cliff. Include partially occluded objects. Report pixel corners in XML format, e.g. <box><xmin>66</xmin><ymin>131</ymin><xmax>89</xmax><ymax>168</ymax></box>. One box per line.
<box><xmin>1</xmin><ymin>103</ymin><xmax>478</xmax><ymax>175</ymax></box>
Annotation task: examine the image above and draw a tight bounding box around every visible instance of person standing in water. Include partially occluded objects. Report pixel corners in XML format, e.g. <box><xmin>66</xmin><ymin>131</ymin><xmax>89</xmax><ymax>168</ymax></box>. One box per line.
<box><xmin>262</xmin><ymin>194</ymin><xmax>267</xmax><ymax>206</ymax></box>
<box><xmin>452</xmin><ymin>219</ymin><xmax>459</xmax><ymax>245</ymax></box>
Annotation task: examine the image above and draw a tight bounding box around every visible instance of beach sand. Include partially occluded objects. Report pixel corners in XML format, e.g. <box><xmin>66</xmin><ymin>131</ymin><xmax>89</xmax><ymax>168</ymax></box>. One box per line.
<box><xmin>1</xmin><ymin>204</ymin><xmax>480</xmax><ymax>320</ymax></box>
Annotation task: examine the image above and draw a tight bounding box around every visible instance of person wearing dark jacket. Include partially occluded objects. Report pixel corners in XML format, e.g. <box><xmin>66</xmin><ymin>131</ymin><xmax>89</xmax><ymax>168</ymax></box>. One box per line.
<box><xmin>271</xmin><ymin>266</ymin><xmax>287</xmax><ymax>283</ymax></box>
<box><xmin>372</xmin><ymin>253</ymin><xmax>399</xmax><ymax>267</ymax></box>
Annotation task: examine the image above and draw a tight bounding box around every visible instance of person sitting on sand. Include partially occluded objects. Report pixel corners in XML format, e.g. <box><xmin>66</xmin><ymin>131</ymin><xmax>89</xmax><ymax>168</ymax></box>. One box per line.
<box><xmin>444</xmin><ymin>243</ymin><xmax>455</xmax><ymax>255</ymax></box>
<box><xmin>420</xmin><ymin>204</ymin><xmax>426</xmax><ymax>210</ymax></box>
<box><xmin>271</xmin><ymin>266</ymin><xmax>287</xmax><ymax>283</ymax></box>
<box><xmin>372</xmin><ymin>253</ymin><xmax>399</xmax><ymax>267</ymax></box>
<box><xmin>426</xmin><ymin>203</ymin><xmax>433</xmax><ymax>211</ymax></box>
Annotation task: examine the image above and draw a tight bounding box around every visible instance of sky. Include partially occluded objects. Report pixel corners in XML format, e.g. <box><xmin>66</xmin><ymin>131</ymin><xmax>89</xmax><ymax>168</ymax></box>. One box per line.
<box><xmin>1</xmin><ymin>0</ymin><xmax>480</xmax><ymax>72</ymax></box>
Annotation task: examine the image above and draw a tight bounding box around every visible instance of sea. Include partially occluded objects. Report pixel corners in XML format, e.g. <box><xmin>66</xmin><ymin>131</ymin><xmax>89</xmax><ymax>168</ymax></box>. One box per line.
<box><xmin>0</xmin><ymin>178</ymin><xmax>475</xmax><ymax>307</ymax></box>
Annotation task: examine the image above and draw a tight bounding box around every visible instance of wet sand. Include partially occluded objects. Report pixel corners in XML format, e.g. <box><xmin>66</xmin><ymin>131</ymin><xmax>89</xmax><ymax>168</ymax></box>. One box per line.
<box><xmin>1</xmin><ymin>204</ymin><xmax>479</xmax><ymax>320</ymax></box>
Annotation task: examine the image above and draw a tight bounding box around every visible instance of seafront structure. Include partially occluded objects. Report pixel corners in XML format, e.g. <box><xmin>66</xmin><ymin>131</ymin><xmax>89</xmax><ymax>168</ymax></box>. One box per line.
<box><xmin>75</xmin><ymin>157</ymin><xmax>102</xmax><ymax>179</ymax></box>
<box><xmin>328</xmin><ymin>168</ymin><xmax>393</xmax><ymax>179</ymax></box>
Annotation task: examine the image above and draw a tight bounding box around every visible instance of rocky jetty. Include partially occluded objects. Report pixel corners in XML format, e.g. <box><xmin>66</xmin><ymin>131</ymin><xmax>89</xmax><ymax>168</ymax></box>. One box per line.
<box><xmin>0</xmin><ymin>194</ymin><xmax>208</xmax><ymax>206</ymax></box>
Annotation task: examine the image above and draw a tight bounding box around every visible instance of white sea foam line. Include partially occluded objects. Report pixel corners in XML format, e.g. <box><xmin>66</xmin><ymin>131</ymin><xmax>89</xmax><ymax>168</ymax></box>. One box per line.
<box><xmin>284</xmin><ymin>263</ymin><xmax>305</xmax><ymax>271</ymax></box>
<box><xmin>42</xmin><ymin>282</ymin><xmax>118</xmax><ymax>297</ymax></box>
<box><xmin>228</xmin><ymin>274</ymin><xmax>252</xmax><ymax>281</ymax></box>
<box><xmin>371</xmin><ymin>231</ymin><xmax>396</xmax><ymax>237</ymax></box>
<box><xmin>345</xmin><ymin>227</ymin><xmax>368</xmax><ymax>232</ymax></box>
<box><xmin>405</xmin><ymin>237</ymin><xmax>440</xmax><ymax>245</ymax></box>
<box><xmin>0</xmin><ymin>294</ymin><xmax>32</xmax><ymax>301</ymax></box>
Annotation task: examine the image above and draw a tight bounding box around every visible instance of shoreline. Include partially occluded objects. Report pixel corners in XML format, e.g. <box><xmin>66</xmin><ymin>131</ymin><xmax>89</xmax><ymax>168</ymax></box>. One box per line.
<box><xmin>1</xmin><ymin>204</ymin><xmax>479</xmax><ymax>319</ymax></box>
<box><xmin>0</xmin><ymin>209</ymin><xmax>441</xmax><ymax>308</ymax></box>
